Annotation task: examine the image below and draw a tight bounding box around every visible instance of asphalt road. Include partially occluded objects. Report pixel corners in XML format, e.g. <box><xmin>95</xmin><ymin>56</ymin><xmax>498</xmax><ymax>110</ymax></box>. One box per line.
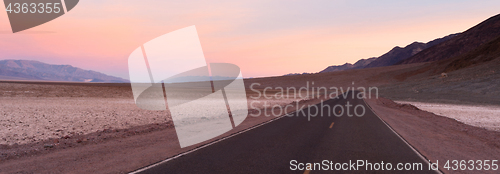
<box><xmin>137</xmin><ymin>91</ymin><xmax>435</xmax><ymax>173</ymax></box>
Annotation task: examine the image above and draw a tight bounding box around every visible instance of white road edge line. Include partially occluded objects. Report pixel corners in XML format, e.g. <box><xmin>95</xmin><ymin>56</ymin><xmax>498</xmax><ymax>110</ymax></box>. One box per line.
<box><xmin>129</xmin><ymin>109</ymin><xmax>301</xmax><ymax>173</ymax></box>
<box><xmin>362</xmin><ymin>98</ymin><xmax>443</xmax><ymax>174</ymax></box>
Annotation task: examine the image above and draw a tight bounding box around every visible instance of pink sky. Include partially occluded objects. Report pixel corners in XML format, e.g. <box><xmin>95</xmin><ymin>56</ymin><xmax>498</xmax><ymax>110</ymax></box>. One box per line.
<box><xmin>1</xmin><ymin>0</ymin><xmax>499</xmax><ymax>79</ymax></box>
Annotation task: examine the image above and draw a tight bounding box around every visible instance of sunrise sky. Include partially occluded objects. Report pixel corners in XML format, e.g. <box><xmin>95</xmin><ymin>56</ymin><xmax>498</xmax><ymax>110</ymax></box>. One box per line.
<box><xmin>1</xmin><ymin>0</ymin><xmax>499</xmax><ymax>79</ymax></box>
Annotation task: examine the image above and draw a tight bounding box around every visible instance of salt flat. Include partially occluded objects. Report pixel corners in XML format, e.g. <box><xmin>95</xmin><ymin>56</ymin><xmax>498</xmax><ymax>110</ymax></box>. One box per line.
<box><xmin>396</xmin><ymin>101</ymin><xmax>500</xmax><ymax>131</ymax></box>
<box><xmin>0</xmin><ymin>96</ymin><xmax>298</xmax><ymax>145</ymax></box>
<box><xmin>0</xmin><ymin>97</ymin><xmax>169</xmax><ymax>145</ymax></box>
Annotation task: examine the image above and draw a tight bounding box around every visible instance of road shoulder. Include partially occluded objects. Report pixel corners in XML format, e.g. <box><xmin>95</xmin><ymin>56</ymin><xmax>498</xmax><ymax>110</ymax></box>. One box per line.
<box><xmin>365</xmin><ymin>97</ymin><xmax>500</xmax><ymax>173</ymax></box>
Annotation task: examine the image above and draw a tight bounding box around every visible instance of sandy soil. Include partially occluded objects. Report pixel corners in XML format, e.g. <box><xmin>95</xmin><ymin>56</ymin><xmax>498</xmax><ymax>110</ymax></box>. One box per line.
<box><xmin>396</xmin><ymin>101</ymin><xmax>500</xmax><ymax>132</ymax></box>
<box><xmin>365</xmin><ymin>97</ymin><xmax>500</xmax><ymax>174</ymax></box>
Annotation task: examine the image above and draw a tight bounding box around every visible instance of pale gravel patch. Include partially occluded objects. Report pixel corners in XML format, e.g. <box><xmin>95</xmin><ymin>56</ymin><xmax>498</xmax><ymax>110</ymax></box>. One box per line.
<box><xmin>395</xmin><ymin>101</ymin><xmax>500</xmax><ymax>132</ymax></box>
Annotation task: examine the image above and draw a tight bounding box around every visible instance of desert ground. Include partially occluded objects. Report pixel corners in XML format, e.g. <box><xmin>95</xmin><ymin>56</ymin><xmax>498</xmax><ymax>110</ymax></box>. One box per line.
<box><xmin>0</xmin><ymin>82</ymin><xmax>299</xmax><ymax>146</ymax></box>
<box><xmin>0</xmin><ymin>58</ymin><xmax>499</xmax><ymax>173</ymax></box>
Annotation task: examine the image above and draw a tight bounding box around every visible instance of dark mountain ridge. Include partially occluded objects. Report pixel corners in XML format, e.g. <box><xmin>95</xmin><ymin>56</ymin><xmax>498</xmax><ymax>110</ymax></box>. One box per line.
<box><xmin>364</xmin><ymin>33</ymin><xmax>459</xmax><ymax>68</ymax></box>
<box><xmin>320</xmin><ymin>33</ymin><xmax>458</xmax><ymax>73</ymax></box>
<box><xmin>398</xmin><ymin>13</ymin><xmax>500</xmax><ymax>65</ymax></box>
<box><xmin>319</xmin><ymin>57</ymin><xmax>376</xmax><ymax>73</ymax></box>
<box><xmin>443</xmin><ymin>35</ymin><xmax>500</xmax><ymax>72</ymax></box>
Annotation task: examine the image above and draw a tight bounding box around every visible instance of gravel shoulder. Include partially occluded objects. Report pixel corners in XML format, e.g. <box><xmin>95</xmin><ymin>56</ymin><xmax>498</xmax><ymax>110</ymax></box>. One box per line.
<box><xmin>365</xmin><ymin>97</ymin><xmax>500</xmax><ymax>174</ymax></box>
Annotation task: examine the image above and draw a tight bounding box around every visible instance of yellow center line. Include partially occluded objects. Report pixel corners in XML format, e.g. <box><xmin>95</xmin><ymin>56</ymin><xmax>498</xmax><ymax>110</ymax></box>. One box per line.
<box><xmin>304</xmin><ymin>164</ymin><xmax>311</xmax><ymax>174</ymax></box>
<box><xmin>329</xmin><ymin>122</ymin><xmax>335</xmax><ymax>128</ymax></box>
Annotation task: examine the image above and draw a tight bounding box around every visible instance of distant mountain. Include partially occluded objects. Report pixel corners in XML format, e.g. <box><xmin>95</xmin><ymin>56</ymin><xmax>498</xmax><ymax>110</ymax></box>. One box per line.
<box><xmin>391</xmin><ymin>33</ymin><xmax>500</xmax><ymax>82</ymax></box>
<box><xmin>398</xmin><ymin>13</ymin><xmax>500</xmax><ymax>65</ymax></box>
<box><xmin>320</xmin><ymin>57</ymin><xmax>376</xmax><ymax>73</ymax></box>
<box><xmin>364</xmin><ymin>33</ymin><xmax>458</xmax><ymax>68</ymax></box>
<box><xmin>320</xmin><ymin>33</ymin><xmax>458</xmax><ymax>73</ymax></box>
<box><xmin>320</xmin><ymin>63</ymin><xmax>354</xmax><ymax>73</ymax></box>
<box><xmin>283</xmin><ymin>72</ymin><xmax>313</xmax><ymax>76</ymax></box>
<box><xmin>0</xmin><ymin>60</ymin><xmax>128</xmax><ymax>82</ymax></box>
<box><xmin>363</xmin><ymin>42</ymin><xmax>427</xmax><ymax>68</ymax></box>
<box><xmin>352</xmin><ymin>57</ymin><xmax>378</xmax><ymax>68</ymax></box>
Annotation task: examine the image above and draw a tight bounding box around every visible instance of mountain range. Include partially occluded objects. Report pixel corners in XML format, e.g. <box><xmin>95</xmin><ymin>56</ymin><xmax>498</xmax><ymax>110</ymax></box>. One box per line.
<box><xmin>0</xmin><ymin>60</ymin><xmax>128</xmax><ymax>83</ymax></box>
<box><xmin>320</xmin><ymin>33</ymin><xmax>459</xmax><ymax>73</ymax></box>
<box><xmin>320</xmin><ymin>13</ymin><xmax>500</xmax><ymax>74</ymax></box>
<box><xmin>319</xmin><ymin>57</ymin><xmax>377</xmax><ymax>73</ymax></box>
<box><xmin>398</xmin><ymin>14</ymin><xmax>500</xmax><ymax>65</ymax></box>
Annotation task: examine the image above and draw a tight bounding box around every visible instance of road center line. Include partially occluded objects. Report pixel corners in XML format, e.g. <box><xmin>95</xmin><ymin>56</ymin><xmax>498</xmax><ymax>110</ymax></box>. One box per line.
<box><xmin>329</xmin><ymin>122</ymin><xmax>335</xmax><ymax>128</ymax></box>
<box><xmin>130</xmin><ymin>103</ymin><xmax>316</xmax><ymax>174</ymax></box>
<box><xmin>303</xmin><ymin>164</ymin><xmax>311</xmax><ymax>174</ymax></box>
